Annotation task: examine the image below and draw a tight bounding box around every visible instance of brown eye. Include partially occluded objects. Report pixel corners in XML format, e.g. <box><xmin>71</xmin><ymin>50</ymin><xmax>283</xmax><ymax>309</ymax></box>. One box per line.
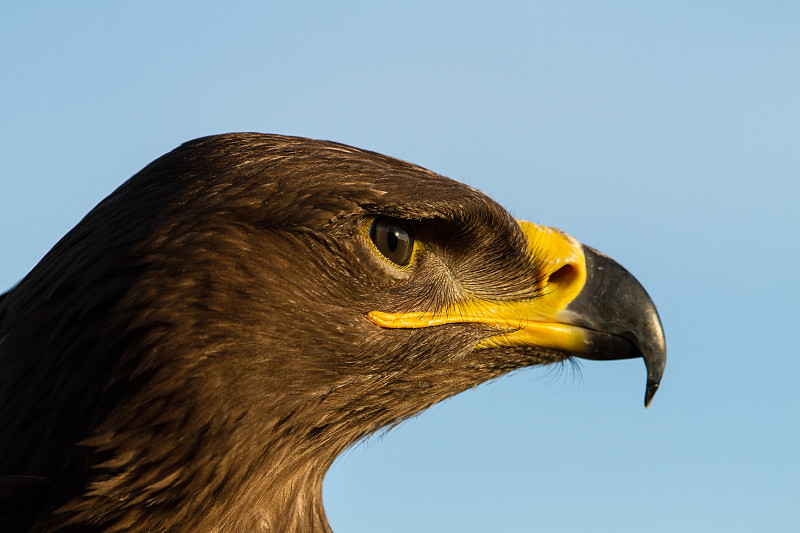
<box><xmin>369</xmin><ymin>217</ymin><xmax>414</xmax><ymax>266</ymax></box>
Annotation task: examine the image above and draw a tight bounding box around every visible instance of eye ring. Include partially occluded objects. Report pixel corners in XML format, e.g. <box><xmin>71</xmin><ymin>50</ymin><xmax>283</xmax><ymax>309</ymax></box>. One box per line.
<box><xmin>369</xmin><ymin>217</ymin><xmax>415</xmax><ymax>267</ymax></box>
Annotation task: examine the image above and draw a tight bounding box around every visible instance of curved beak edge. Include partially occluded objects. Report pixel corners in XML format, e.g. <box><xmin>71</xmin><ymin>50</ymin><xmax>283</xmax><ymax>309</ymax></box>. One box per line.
<box><xmin>563</xmin><ymin>246</ymin><xmax>666</xmax><ymax>407</ymax></box>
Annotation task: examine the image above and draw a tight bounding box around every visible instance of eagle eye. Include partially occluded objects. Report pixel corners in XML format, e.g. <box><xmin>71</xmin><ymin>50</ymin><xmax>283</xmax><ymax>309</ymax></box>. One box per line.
<box><xmin>369</xmin><ymin>216</ymin><xmax>414</xmax><ymax>266</ymax></box>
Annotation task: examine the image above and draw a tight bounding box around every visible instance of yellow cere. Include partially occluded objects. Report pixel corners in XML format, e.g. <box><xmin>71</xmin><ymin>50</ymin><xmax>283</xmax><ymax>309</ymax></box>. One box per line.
<box><xmin>366</xmin><ymin>221</ymin><xmax>591</xmax><ymax>354</ymax></box>
<box><xmin>516</xmin><ymin>220</ymin><xmax>586</xmax><ymax>316</ymax></box>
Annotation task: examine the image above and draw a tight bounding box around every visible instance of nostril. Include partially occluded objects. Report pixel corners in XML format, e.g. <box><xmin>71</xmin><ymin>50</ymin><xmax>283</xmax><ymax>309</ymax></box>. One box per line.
<box><xmin>547</xmin><ymin>264</ymin><xmax>578</xmax><ymax>289</ymax></box>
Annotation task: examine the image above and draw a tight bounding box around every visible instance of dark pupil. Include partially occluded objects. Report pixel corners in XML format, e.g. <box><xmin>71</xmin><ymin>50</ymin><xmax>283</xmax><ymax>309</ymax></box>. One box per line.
<box><xmin>370</xmin><ymin>217</ymin><xmax>414</xmax><ymax>266</ymax></box>
<box><xmin>387</xmin><ymin>230</ymin><xmax>399</xmax><ymax>252</ymax></box>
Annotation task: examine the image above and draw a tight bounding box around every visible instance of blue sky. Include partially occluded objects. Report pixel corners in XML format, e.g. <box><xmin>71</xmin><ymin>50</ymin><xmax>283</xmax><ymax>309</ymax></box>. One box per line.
<box><xmin>2</xmin><ymin>2</ymin><xmax>798</xmax><ymax>531</ymax></box>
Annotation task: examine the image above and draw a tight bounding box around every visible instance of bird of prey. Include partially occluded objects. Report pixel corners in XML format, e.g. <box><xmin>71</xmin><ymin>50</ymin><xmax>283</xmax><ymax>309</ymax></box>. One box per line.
<box><xmin>0</xmin><ymin>133</ymin><xmax>665</xmax><ymax>532</ymax></box>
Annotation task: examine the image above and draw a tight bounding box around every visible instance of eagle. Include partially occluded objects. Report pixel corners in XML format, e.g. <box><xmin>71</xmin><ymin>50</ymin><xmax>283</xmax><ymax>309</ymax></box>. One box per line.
<box><xmin>0</xmin><ymin>133</ymin><xmax>665</xmax><ymax>532</ymax></box>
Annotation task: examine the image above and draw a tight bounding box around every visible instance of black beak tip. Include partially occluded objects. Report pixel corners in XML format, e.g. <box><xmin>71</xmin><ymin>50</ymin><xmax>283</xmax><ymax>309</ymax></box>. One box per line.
<box><xmin>644</xmin><ymin>379</ymin><xmax>659</xmax><ymax>408</ymax></box>
<box><xmin>641</xmin><ymin>306</ymin><xmax>666</xmax><ymax>408</ymax></box>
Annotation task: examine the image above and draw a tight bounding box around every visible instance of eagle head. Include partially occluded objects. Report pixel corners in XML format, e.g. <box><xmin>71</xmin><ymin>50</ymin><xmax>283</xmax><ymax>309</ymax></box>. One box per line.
<box><xmin>0</xmin><ymin>133</ymin><xmax>665</xmax><ymax>532</ymax></box>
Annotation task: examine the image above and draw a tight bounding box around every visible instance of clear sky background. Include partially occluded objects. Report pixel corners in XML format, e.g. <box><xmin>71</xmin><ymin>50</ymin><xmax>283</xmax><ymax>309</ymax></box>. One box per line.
<box><xmin>1</xmin><ymin>2</ymin><xmax>798</xmax><ymax>532</ymax></box>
